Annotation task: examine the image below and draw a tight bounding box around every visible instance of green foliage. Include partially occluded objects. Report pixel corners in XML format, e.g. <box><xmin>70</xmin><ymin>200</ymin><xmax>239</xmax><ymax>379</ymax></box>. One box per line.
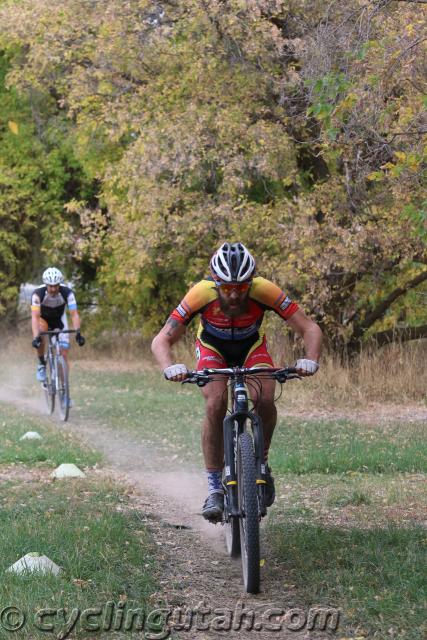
<box><xmin>0</xmin><ymin>0</ymin><xmax>425</xmax><ymax>348</ymax></box>
<box><xmin>306</xmin><ymin>72</ymin><xmax>351</xmax><ymax>135</ymax></box>
<box><xmin>0</xmin><ymin>49</ymin><xmax>98</xmax><ymax>317</ymax></box>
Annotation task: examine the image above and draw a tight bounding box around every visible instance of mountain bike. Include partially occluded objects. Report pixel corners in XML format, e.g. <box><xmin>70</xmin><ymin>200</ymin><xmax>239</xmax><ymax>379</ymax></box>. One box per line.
<box><xmin>184</xmin><ymin>366</ymin><xmax>299</xmax><ymax>593</ymax></box>
<box><xmin>39</xmin><ymin>329</ymin><xmax>76</xmax><ymax>422</ymax></box>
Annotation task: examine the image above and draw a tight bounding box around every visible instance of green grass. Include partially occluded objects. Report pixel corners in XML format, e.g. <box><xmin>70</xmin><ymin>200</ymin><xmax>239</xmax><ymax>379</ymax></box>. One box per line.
<box><xmin>73</xmin><ymin>367</ymin><xmax>427</xmax><ymax>638</ymax></box>
<box><xmin>274</xmin><ymin>471</ymin><xmax>425</xmax><ymax>527</ymax></box>
<box><xmin>0</xmin><ymin>405</ymin><xmax>101</xmax><ymax>467</ymax></box>
<box><xmin>268</xmin><ymin>519</ymin><xmax>427</xmax><ymax>640</ymax></box>
<box><xmin>1</xmin><ymin>360</ymin><xmax>425</xmax><ymax>639</ymax></box>
<box><xmin>0</xmin><ymin>400</ymin><xmax>157</xmax><ymax>639</ymax></box>
<box><xmin>326</xmin><ymin>488</ymin><xmax>372</xmax><ymax>507</ymax></box>
<box><xmin>75</xmin><ymin>368</ymin><xmax>205</xmax><ymax>463</ymax></box>
<box><xmin>269</xmin><ymin>418</ymin><xmax>426</xmax><ymax>474</ymax></box>
<box><xmin>0</xmin><ymin>480</ymin><xmax>156</xmax><ymax>639</ymax></box>
<box><xmin>74</xmin><ymin>367</ymin><xmax>427</xmax><ymax>475</ymax></box>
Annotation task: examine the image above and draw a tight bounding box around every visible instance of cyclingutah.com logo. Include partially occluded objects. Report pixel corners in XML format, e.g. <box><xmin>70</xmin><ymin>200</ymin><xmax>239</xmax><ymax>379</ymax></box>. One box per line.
<box><xmin>0</xmin><ymin>601</ymin><xmax>341</xmax><ymax>638</ymax></box>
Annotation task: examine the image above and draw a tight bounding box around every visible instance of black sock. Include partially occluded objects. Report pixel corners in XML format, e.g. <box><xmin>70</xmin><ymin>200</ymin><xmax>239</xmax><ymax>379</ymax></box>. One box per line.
<box><xmin>38</xmin><ymin>356</ymin><xmax>46</xmax><ymax>366</ymax></box>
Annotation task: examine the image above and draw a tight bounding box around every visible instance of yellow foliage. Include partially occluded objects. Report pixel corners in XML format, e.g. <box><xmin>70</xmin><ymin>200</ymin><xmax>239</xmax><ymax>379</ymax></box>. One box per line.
<box><xmin>8</xmin><ymin>120</ymin><xmax>18</xmax><ymax>134</ymax></box>
<box><xmin>0</xmin><ymin>0</ymin><xmax>425</xmax><ymax>349</ymax></box>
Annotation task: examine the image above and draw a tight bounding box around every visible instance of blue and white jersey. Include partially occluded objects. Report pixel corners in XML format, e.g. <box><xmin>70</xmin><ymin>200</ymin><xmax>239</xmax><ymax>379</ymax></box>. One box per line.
<box><xmin>31</xmin><ymin>285</ymin><xmax>77</xmax><ymax>328</ymax></box>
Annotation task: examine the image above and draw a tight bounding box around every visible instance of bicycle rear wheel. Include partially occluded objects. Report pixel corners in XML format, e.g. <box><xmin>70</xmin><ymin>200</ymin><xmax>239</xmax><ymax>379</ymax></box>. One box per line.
<box><xmin>238</xmin><ymin>430</ymin><xmax>260</xmax><ymax>593</ymax></box>
<box><xmin>225</xmin><ymin>515</ymin><xmax>241</xmax><ymax>557</ymax></box>
<box><xmin>43</xmin><ymin>356</ymin><xmax>55</xmax><ymax>415</ymax></box>
<box><xmin>57</xmin><ymin>355</ymin><xmax>70</xmax><ymax>422</ymax></box>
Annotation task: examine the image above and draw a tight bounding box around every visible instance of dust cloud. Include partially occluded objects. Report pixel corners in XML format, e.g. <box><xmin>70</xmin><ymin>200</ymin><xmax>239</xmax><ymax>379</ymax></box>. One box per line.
<box><xmin>0</xmin><ymin>337</ymin><xmax>226</xmax><ymax>547</ymax></box>
<box><xmin>0</xmin><ymin>339</ymin><xmax>45</xmax><ymax>414</ymax></box>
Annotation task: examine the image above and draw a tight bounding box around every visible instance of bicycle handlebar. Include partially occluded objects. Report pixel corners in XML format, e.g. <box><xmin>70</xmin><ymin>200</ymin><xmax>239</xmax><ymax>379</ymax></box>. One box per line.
<box><xmin>39</xmin><ymin>329</ymin><xmax>78</xmax><ymax>336</ymax></box>
<box><xmin>183</xmin><ymin>367</ymin><xmax>300</xmax><ymax>387</ymax></box>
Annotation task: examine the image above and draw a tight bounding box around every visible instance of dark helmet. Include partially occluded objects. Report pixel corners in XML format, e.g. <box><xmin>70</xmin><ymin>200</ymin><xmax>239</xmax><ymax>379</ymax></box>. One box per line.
<box><xmin>210</xmin><ymin>242</ymin><xmax>256</xmax><ymax>282</ymax></box>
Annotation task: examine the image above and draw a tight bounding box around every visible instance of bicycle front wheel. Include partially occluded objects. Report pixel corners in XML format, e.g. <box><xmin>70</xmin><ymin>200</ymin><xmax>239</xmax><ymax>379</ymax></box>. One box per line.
<box><xmin>57</xmin><ymin>356</ymin><xmax>70</xmax><ymax>422</ymax></box>
<box><xmin>44</xmin><ymin>357</ymin><xmax>55</xmax><ymax>415</ymax></box>
<box><xmin>238</xmin><ymin>430</ymin><xmax>260</xmax><ymax>593</ymax></box>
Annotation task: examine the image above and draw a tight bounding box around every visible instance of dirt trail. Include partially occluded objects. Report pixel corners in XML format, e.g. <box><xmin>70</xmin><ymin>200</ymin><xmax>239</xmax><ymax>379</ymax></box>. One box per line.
<box><xmin>65</xmin><ymin>420</ymin><xmax>337</xmax><ymax>640</ymax></box>
<box><xmin>0</xmin><ymin>367</ymin><xmax>337</xmax><ymax>640</ymax></box>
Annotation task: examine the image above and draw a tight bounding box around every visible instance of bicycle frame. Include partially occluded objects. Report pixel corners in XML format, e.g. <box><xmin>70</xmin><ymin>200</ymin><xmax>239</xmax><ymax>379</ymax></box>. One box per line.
<box><xmin>184</xmin><ymin>365</ymin><xmax>299</xmax><ymax>593</ymax></box>
<box><xmin>46</xmin><ymin>334</ymin><xmax>60</xmax><ymax>388</ymax></box>
<box><xmin>184</xmin><ymin>365</ymin><xmax>299</xmax><ymax>592</ymax></box>
<box><xmin>39</xmin><ymin>329</ymin><xmax>76</xmax><ymax>421</ymax></box>
<box><xmin>223</xmin><ymin>372</ymin><xmax>266</xmax><ymax>519</ymax></box>
<box><xmin>185</xmin><ymin>365</ymin><xmax>298</xmax><ymax>515</ymax></box>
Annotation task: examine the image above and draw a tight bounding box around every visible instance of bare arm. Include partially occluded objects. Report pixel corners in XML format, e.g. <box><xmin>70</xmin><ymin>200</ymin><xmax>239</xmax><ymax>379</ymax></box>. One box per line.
<box><xmin>151</xmin><ymin>318</ymin><xmax>187</xmax><ymax>370</ymax></box>
<box><xmin>286</xmin><ymin>308</ymin><xmax>323</xmax><ymax>365</ymax></box>
<box><xmin>70</xmin><ymin>308</ymin><xmax>81</xmax><ymax>331</ymax></box>
<box><xmin>31</xmin><ymin>309</ymin><xmax>41</xmax><ymax>339</ymax></box>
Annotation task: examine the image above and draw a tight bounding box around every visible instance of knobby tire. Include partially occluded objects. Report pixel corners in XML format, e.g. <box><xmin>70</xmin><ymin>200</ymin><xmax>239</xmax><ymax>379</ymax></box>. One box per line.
<box><xmin>238</xmin><ymin>430</ymin><xmax>260</xmax><ymax>593</ymax></box>
<box><xmin>57</xmin><ymin>355</ymin><xmax>70</xmax><ymax>422</ymax></box>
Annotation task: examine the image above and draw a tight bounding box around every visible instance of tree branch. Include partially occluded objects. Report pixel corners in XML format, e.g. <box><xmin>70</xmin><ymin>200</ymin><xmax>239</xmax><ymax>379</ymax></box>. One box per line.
<box><xmin>353</xmin><ymin>270</ymin><xmax>427</xmax><ymax>337</ymax></box>
<box><xmin>386</xmin><ymin>36</ymin><xmax>427</xmax><ymax>76</ymax></box>
<box><xmin>370</xmin><ymin>324</ymin><xmax>427</xmax><ymax>347</ymax></box>
<box><xmin>388</xmin><ymin>129</ymin><xmax>427</xmax><ymax>139</ymax></box>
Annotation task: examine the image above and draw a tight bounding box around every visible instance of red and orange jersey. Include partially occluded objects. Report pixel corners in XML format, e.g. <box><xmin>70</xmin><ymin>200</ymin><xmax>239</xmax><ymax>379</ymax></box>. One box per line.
<box><xmin>170</xmin><ymin>276</ymin><xmax>298</xmax><ymax>341</ymax></box>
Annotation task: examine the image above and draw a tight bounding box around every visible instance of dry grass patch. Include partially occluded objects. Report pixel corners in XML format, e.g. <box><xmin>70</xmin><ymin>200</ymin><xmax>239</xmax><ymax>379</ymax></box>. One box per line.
<box><xmin>273</xmin><ymin>341</ymin><xmax>427</xmax><ymax>409</ymax></box>
<box><xmin>2</xmin><ymin>329</ymin><xmax>426</xmax><ymax>405</ymax></box>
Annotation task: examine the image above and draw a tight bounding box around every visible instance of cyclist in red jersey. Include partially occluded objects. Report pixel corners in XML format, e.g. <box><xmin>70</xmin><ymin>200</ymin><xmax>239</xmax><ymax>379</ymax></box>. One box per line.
<box><xmin>151</xmin><ymin>243</ymin><xmax>323</xmax><ymax>522</ymax></box>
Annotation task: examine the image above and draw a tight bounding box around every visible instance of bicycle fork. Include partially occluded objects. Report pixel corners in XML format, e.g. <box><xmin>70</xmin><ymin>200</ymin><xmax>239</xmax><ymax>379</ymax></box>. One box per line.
<box><xmin>45</xmin><ymin>351</ymin><xmax>55</xmax><ymax>392</ymax></box>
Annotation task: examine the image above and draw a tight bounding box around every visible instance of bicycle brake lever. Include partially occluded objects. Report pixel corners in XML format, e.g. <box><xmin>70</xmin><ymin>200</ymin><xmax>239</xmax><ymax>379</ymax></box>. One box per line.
<box><xmin>182</xmin><ymin>376</ymin><xmax>212</xmax><ymax>387</ymax></box>
<box><xmin>182</xmin><ymin>372</ymin><xmax>213</xmax><ymax>386</ymax></box>
<box><xmin>196</xmin><ymin>377</ymin><xmax>213</xmax><ymax>387</ymax></box>
<box><xmin>275</xmin><ymin>372</ymin><xmax>301</xmax><ymax>383</ymax></box>
<box><xmin>275</xmin><ymin>375</ymin><xmax>287</xmax><ymax>383</ymax></box>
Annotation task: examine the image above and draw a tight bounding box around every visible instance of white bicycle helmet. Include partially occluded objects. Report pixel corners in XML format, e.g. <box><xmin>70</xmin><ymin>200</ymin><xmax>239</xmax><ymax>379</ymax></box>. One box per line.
<box><xmin>210</xmin><ymin>242</ymin><xmax>256</xmax><ymax>282</ymax></box>
<box><xmin>42</xmin><ymin>267</ymin><xmax>63</xmax><ymax>285</ymax></box>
